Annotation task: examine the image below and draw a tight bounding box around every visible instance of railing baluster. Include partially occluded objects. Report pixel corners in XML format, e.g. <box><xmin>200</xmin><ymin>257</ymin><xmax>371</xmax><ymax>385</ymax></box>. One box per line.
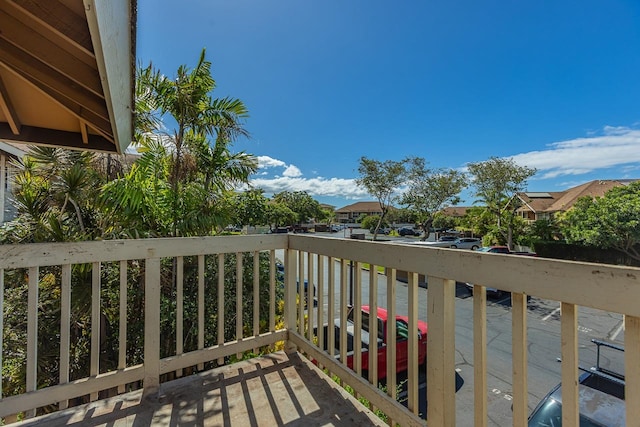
<box><xmin>90</xmin><ymin>262</ymin><xmax>101</xmax><ymax>401</ymax></box>
<box><xmin>143</xmin><ymin>258</ymin><xmax>161</xmax><ymax>398</ymax></box>
<box><xmin>236</xmin><ymin>252</ymin><xmax>243</xmax><ymax>360</ymax></box>
<box><xmin>59</xmin><ymin>264</ymin><xmax>71</xmax><ymax>408</ymax></box>
<box><xmin>387</xmin><ymin>268</ymin><xmax>397</xmax><ymax>427</ymax></box>
<box><xmin>339</xmin><ymin>259</ymin><xmax>348</xmax><ymax>382</ymax></box>
<box><xmin>473</xmin><ymin>285</ymin><xmax>487</xmax><ymax>427</ymax></box>
<box><xmin>298</xmin><ymin>250</ymin><xmax>304</xmax><ymax>335</ymax></box>
<box><xmin>560</xmin><ymin>302</ymin><xmax>579</xmax><ymax>426</ymax></box>
<box><xmin>284</xmin><ymin>249</ymin><xmax>297</xmax><ymax>353</ymax></box>
<box><xmin>353</xmin><ymin>262</ymin><xmax>362</xmax><ymax>377</ymax></box>
<box><xmin>317</xmin><ymin>255</ymin><xmax>325</xmax><ymax>355</ymax></box>
<box><xmin>118</xmin><ymin>260</ymin><xmax>129</xmax><ymax>385</ymax></box>
<box><xmin>269</xmin><ymin>250</ymin><xmax>276</xmax><ymax>335</ymax></box>
<box><xmin>217</xmin><ymin>254</ymin><xmax>225</xmax><ymax>365</ymax></box>
<box><xmin>386</xmin><ymin>268</ymin><xmax>397</xmax><ymax>386</ymax></box>
<box><xmin>512</xmin><ymin>292</ymin><xmax>528</xmax><ymax>427</ymax></box>
<box><xmin>26</xmin><ymin>266</ymin><xmax>38</xmax><ymax>418</ymax></box>
<box><xmin>407</xmin><ymin>272</ymin><xmax>418</xmax><ymax>414</ymax></box>
<box><xmin>369</xmin><ymin>264</ymin><xmax>378</xmax><ymax>387</ymax></box>
<box><xmin>626</xmin><ymin>315</ymin><xmax>640</xmax><ymax>424</ymax></box>
<box><xmin>198</xmin><ymin>255</ymin><xmax>205</xmax><ymax>370</ymax></box>
<box><xmin>307</xmin><ymin>252</ymin><xmax>314</xmax><ymax>342</ymax></box>
<box><xmin>327</xmin><ymin>257</ymin><xmax>335</xmax><ymax>358</ymax></box>
<box><xmin>427</xmin><ymin>276</ymin><xmax>456</xmax><ymax>426</ymax></box>
<box><xmin>253</xmin><ymin>251</ymin><xmax>260</xmax><ymax>353</ymax></box>
<box><xmin>176</xmin><ymin>256</ymin><xmax>183</xmax><ymax>376</ymax></box>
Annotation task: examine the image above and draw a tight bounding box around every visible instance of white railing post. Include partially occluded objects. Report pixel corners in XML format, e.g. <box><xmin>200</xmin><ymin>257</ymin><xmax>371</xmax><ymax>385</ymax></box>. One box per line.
<box><xmin>143</xmin><ymin>258</ymin><xmax>161</xmax><ymax>398</ymax></box>
<box><xmin>284</xmin><ymin>249</ymin><xmax>298</xmax><ymax>353</ymax></box>
<box><xmin>512</xmin><ymin>293</ymin><xmax>528</xmax><ymax>427</ymax></box>
<box><xmin>473</xmin><ymin>285</ymin><xmax>487</xmax><ymax>427</ymax></box>
<box><xmin>59</xmin><ymin>264</ymin><xmax>72</xmax><ymax>408</ymax></box>
<box><xmin>90</xmin><ymin>262</ymin><xmax>101</xmax><ymax>401</ymax></box>
<box><xmin>560</xmin><ymin>302</ymin><xmax>579</xmax><ymax>426</ymax></box>
<box><xmin>427</xmin><ymin>276</ymin><xmax>456</xmax><ymax>426</ymax></box>
<box><xmin>26</xmin><ymin>267</ymin><xmax>38</xmax><ymax>419</ymax></box>
<box><xmin>625</xmin><ymin>315</ymin><xmax>640</xmax><ymax>423</ymax></box>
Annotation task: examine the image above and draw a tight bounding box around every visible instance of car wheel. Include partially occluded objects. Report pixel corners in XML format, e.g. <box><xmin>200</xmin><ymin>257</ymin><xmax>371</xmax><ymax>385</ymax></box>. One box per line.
<box><xmin>471</xmin><ymin>245</ymin><xmax>479</xmax><ymax>250</ymax></box>
<box><xmin>450</xmin><ymin>245</ymin><xmax>457</xmax><ymax>249</ymax></box>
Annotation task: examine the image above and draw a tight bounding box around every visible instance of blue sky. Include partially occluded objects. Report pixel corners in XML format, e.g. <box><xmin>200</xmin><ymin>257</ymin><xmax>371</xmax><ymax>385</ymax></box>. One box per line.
<box><xmin>137</xmin><ymin>0</ymin><xmax>640</xmax><ymax>208</ymax></box>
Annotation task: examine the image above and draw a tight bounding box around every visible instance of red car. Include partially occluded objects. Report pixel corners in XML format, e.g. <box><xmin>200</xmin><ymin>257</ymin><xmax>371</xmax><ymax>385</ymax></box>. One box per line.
<box><xmin>334</xmin><ymin>305</ymin><xmax>428</xmax><ymax>379</ymax></box>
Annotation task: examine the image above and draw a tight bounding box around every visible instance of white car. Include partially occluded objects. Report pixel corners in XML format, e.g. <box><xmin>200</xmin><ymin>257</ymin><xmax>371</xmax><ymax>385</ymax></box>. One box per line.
<box><xmin>448</xmin><ymin>238</ymin><xmax>482</xmax><ymax>250</ymax></box>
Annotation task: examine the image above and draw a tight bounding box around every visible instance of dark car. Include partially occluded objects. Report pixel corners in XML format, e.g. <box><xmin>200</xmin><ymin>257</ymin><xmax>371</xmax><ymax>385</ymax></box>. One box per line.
<box><xmin>528</xmin><ymin>339</ymin><xmax>625</xmax><ymax>426</ymax></box>
<box><xmin>398</xmin><ymin>227</ymin><xmax>420</xmax><ymax>236</ymax></box>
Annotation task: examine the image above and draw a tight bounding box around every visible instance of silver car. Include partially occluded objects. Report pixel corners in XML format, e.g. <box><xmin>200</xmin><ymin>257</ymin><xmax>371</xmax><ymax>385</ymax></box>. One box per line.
<box><xmin>449</xmin><ymin>237</ymin><xmax>482</xmax><ymax>250</ymax></box>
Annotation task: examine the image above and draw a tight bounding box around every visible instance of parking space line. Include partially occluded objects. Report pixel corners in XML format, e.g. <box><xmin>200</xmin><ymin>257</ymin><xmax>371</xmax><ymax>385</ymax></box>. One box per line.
<box><xmin>542</xmin><ymin>307</ymin><xmax>560</xmax><ymax>321</ymax></box>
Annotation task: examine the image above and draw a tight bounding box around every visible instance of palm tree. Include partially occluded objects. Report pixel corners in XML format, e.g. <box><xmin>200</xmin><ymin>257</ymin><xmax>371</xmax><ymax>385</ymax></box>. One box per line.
<box><xmin>136</xmin><ymin>48</ymin><xmax>254</xmax><ymax>237</ymax></box>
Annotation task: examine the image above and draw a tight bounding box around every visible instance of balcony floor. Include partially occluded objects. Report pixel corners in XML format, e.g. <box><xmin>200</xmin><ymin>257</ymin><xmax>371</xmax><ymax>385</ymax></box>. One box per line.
<box><xmin>14</xmin><ymin>351</ymin><xmax>386</xmax><ymax>427</ymax></box>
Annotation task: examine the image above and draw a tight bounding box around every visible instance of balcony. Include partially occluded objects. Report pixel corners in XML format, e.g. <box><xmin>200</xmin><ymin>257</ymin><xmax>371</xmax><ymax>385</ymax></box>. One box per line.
<box><xmin>0</xmin><ymin>234</ymin><xmax>639</xmax><ymax>426</ymax></box>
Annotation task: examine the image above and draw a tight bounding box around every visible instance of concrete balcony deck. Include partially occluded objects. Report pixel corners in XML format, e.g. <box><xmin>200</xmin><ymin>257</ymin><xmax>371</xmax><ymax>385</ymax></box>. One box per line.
<box><xmin>12</xmin><ymin>351</ymin><xmax>385</xmax><ymax>427</ymax></box>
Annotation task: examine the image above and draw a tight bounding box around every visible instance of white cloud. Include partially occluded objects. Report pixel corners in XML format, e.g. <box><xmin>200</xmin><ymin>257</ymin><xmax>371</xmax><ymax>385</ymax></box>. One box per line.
<box><xmin>283</xmin><ymin>165</ymin><xmax>302</xmax><ymax>177</ymax></box>
<box><xmin>257</xmin><ymin>155</ymin><xmax>286</xmax><ymax>168</ymax></box>
<box><xmin>248</xmin><ymin>154</ymin><xmax>369</xmax><ymax>199</ymax></box>
<box><xmin>250</xmin><ymin>176</ymin><xmax>368</xmax><ymax>199</ymax></box>
<box><xmin>509</xmin><ymin>127</ymin><xmax>640</xmax><ymax>180</ymax></box>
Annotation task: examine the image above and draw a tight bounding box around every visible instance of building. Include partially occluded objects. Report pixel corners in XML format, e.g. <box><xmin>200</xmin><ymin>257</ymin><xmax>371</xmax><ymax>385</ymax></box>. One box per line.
<box><xmin>0</xmin><ymin>142</ymin><xmax>27</xmax><ymax>224</ymax></box>
<box><xmin>441</xmin><ymin>206</ymin><xmax>471</xmax><ymax>218</ymax></box>
<box><xmin>516</xmin><ymin>179</ymin><xmax>638</xmax><ymax>222</ymax></box>
<box><xmin>335</xmin><ymin>201</ymin><xmax>383</xmax><ymax>223</ymax></box>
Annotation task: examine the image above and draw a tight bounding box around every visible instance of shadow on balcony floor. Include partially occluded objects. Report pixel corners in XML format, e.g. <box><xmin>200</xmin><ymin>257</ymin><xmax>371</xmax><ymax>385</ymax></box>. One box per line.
<box><xmin>14</xmin><ymin>351</ymin><xmax>386</xmax><ymax>427</ymax></box>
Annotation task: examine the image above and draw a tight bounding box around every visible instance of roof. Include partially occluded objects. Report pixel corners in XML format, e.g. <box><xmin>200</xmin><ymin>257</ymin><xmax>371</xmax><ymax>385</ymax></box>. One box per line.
<box><xmin>441</xmin><ymin>206</ymin><xmax>470</xmax><ymax>217</ymax></box>
<box><xmin>335</xmin><ymin>201</ymin><xmax>383</xmax><ymax>213</ymax></box>
<box><xmin>0</xmin><ymin>0</ymin><xmax>135</xmax><ymax>154</ymax></box>
<box><xmin>517</xmin><ymin>180</ymin><xmax>639</xmax><ymax>214</ymax></box>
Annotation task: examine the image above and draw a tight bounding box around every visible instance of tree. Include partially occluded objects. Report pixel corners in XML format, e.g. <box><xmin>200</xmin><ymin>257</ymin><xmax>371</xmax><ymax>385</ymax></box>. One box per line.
<box><xmin>400</xmin><ymin>158</ymin><xmax>467</xmax><ymax>240</ymax></box>
<box><xmin>233</xmin><ymin>189</ymin><xmax>269</xmax><ymax>229</ymax></box>
<box><xmin>467</xmin><ymin>157</ymin><xmax>536</xmax><ymax>249</ymax></box>
<box><xmin>356</xmin><ymin>157</ymin><xmax>409</xmax><ymax>240</ymax></box>
<box><xmin>271</xmin><ymin>191</ymin><xmax>322</xmax><ymax>227</ymax></box>
<box><xmin>361</xmin><ymin>215</ymin><xmax>388</xmax><ymax>232</ymax></box>
<box><xmin>560</xmin><ymin>182</ymin><xmax>640</xmax><ymax>261</ymax></box>
<box><xmin>137</xmin><ymin>48</ymin><xmax>255</xmax><ymax>236</ymax></box>
<box><xmin>265</xmin><ymin>201</ymin><xmax>297</xmax><ymax>231</ymax></box>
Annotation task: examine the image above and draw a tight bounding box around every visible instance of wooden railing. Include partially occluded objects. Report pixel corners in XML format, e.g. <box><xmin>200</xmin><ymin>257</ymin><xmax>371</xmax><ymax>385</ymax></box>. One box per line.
<box><xmin>0</xmin><ymin>234</ymin><xmax>639</xmax><ymax>426</ymax></box>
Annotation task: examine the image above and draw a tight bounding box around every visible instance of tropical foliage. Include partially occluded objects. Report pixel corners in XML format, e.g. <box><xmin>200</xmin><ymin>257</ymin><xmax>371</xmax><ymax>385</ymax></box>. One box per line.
<box><xmin>0</xmin><ymin>50</ymin><xmax>281</xmax><ymax>405</ymax></box>
<box><xmin>560</xmin><ymin>182</ymin><xmax>640</xmax><ymax>261</ymax></box>
<box><xmin>467</xmin><ymin>157</ymin><xmax>536</xmax><ymax>248</ymax></box>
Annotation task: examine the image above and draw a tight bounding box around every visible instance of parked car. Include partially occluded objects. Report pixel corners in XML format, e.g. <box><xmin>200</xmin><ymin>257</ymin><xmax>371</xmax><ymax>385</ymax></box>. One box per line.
<box><xmin>437</xmin><ymin>235</ymin><xmax>458</xmax><ymax>242</ymax></box>
<box><xmin>398</xmin><ymin>227</ymin><xmax>420</xmax><ymax>236</ymax></box>
<box><xmin>528</xmin><ymin>339</ymin><xmax>625</xmax><ymax>426</ymax></box>
<box><xmin>449</xmin><ymin>237</ymin><xmax>482</xmax><ymax>250</ymax></box>
<box><xmin>476</xmin><ymin>246</ymin><xmax>537</xmax><ymax>256</ymax></box>
<box><xmin>318</xmin><ymin>305</ymin><xmax>428</xmax><ymax>379</ymax></box>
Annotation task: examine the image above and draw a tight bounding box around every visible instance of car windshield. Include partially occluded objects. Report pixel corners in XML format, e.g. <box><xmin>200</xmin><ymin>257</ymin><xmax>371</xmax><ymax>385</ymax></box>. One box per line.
<box><xmin>477</xmin><ymin>247</ymin><xmax>493</xmax><ymax>252</ymax></box>
<box><xmin>528</xmin><ymin>399</ymin><xmax>606</xmax><ymax>427</ymax></box>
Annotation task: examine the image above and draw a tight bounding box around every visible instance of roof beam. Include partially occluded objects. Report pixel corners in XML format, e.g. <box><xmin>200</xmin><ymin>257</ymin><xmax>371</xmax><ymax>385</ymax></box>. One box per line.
<box><xmin>0</xmin><ymin>39</ymin><xmax>110</xmax><ymax>123</ymax></box>
<box><xmin>0</xmin><ymin>75</ymin><xmax>21</xmax><ymax>134</ymax></box>
<box><xmin>7</xmin><ymin>0</ymin><xmax>94</xmax><ymax>54</ymax></box>
<box><xmin>0</xmin><ymin>122</ymin><xmax>116</xmax><ymax>152</ymax></box>
<box><xmin>0</xmin><ymin>9</ymin><xmax>103</xmax><ymax>97</ymax></box>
